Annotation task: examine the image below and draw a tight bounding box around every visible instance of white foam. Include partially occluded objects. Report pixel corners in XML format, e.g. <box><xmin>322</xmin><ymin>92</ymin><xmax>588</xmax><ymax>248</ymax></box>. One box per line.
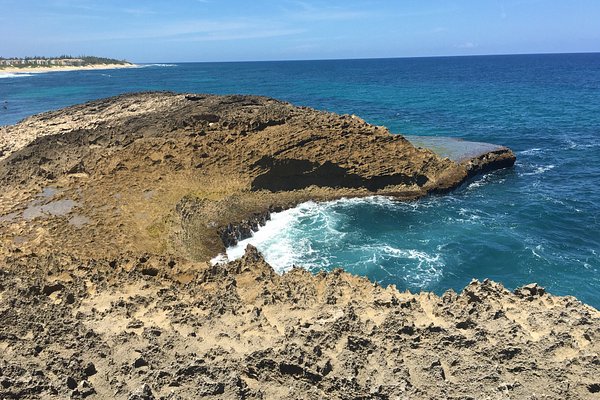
<box><xmin>519</xmin><ymin>148</ymin><xmax>543</xmax><ymax>155</ymax></box>
<box><xmin>522</xmin><ymin>164</ymin><xmax>555</xmax><ymax>176</ymax></box>
<box><xmin>0</xmin><ymin>72</ymin><xmax>34</xmax><ymax>79</ymax></box>
<box><xmin>226</xmin><ymin>201</ymin><xmax>322</xmax><ymax>272</ymax></box>
<box><xmin>334</xmin><ymin>195</ymin><xmax>396</xmax><ymax>207</ymax></box>
<box><xmin>527</xmin><ymin>244</ymin><xmax>547</xmax><ymax>261</ymax></box>
<box><xmin>224</xmin><ymin>195</ymin><xmax>445</xmax><ymax>287</ymax></box>
<box><xmin>225</xmin><ymin>196</ymin><xmax>396</xmax><ymax>272</ymax></box>
<box><xmin>458</xmin><ymin>207</ymin><xmax>481</xmax><ymax>219</ymax></box>
<box><xmin>466</xmin><ymin>179</ymin><xmax>486</xmax><ymax>190</ymax></box>
<box><xmin>378</xmin><ymin>245</ymin><xmax>444</xmax><ymax>286</ymax></box>
<box><xmin>210</xmin><ymin>253</ymin><xmax>229</xmax><ymax>266</ymax></box>
<box><xmin>465</xmin><ymin>171</ymin><xmax>502</xmax><ymax>191</ymax></box>
<box><xmin>136</xmin><ymin>63</ymin><xmax>178</xmax><ymax>68</ymax></box>
<box><xmin>565</xmin><ymin>140</ymin><xmax>600</xmax><ymax>150</ymax></box>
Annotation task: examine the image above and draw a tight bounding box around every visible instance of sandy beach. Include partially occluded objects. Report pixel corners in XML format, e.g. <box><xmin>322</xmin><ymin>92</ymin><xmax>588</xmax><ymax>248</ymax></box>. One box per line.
<box><xmin>0</xmin><ymin>63</ymin><xmax>137</xmax><ymax>74</ymax></box>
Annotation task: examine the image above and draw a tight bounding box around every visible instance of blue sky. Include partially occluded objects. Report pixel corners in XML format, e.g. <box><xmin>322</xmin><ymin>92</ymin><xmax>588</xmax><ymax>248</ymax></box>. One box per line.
<box><xmin>1</xmin><ymin>0</ymin><xmax>599</xmax><ymax>62</ymax></box>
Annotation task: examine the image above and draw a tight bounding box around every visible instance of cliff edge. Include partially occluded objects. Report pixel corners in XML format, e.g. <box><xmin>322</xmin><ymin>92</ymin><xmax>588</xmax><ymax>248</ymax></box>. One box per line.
<box><xmin>2</xmin><ymin>93</ymin><xmax>597</xmax><ymax>400</ymax></box>
<box><xmin>0</xmin><ymin>92</ymin><xmax>514</xmax><ymax>260</ymax></box>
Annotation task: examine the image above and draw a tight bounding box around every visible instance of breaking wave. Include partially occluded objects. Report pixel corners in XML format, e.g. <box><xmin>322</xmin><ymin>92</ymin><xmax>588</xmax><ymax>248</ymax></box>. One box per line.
<box><xmin>136</xmin><ymin>63</ymin><xmax>178</xmax><ymax>68</ymax></box>
<box><xmin>226</xmin><ymin>196</ymin><xmax>446</xmax><ymax>289</ymax></box>
<box><xmin>0</xmin><ymin>73</ymin><xmax>34</xmax><ymax>79</ymax></box>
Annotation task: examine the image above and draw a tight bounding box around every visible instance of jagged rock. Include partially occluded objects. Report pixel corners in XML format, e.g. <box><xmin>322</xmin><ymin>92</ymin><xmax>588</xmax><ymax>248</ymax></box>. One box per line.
<box><xmin>128</xmin><ymin>384</ymin><xmax>155</xmax><ymax>400</ymax></box>
<box><xmin>0</xmin><ymin>92</ymin><xmax>514</xmax><ymax>261</ymax></box>
<box><xmin>76</xmin><ymin>380</ymin><xmax>95</xmax><ymax>398</ymax></box>
<box><xmin>66</xmin><ymin>376</ymin><xmax>77</xmax><ymax>390</ymax></box>
<box><xmin>197</xmin><ymin>378</ymin><xmax>225</xmax><ymax>396</ymax></box>
<box><xmin>83</xmin><ymin>362</ymin><xmax>96</xmax><ymax>377</ymax></box>
<box><xmin>134</xmin><ymin>357</ymin><xmax>148</xmax><ymax>368</ymax></box>
<box><xmin>243</xmin><ymin>244</ymin><xmax>263</xmax><ymax>262</ymax></box>
<box><xmin>514</xmin><ymin>283</ymin><xmax>546</xmax><ymax>299</ymax></box>
<box><xmin>1</xmin><ymin>94</ymin><xmax>597</xmax><ymax>400</ymax></box>
<box><xmin>42</xmin><ymin>283</ymin><xmax>64</xmax><ymax>296</ymax></box>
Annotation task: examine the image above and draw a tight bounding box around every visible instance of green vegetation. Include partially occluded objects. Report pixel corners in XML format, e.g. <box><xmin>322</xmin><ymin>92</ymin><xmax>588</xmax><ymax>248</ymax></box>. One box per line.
<box><xmin>79</xmin><ymin>56</ymin><xmax>130</xmax><ymax>65</ymax></box>
<box><xmin>0</xmin><ymin>55</ymin><xmax>131</xmax><ymax>69</ymax></box>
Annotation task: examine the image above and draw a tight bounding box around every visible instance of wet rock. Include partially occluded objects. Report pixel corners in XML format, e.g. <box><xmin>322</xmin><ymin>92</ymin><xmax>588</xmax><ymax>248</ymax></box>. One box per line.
<box><xmin>219</xmin><ymin>212</ymin><xmax>271</xmax><ymax>247</ymax></box>
<box><xmin>242</xmin><ymin>244</ymin><xmax>263</xmax><ymax>262</ymax></box>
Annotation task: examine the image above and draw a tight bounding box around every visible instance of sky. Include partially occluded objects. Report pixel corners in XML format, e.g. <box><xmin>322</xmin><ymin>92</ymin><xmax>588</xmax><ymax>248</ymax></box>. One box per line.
<box><xmin>1</xmin><ymin>0</ymin><xmax>599</xmax><ymax>62</ymax></box>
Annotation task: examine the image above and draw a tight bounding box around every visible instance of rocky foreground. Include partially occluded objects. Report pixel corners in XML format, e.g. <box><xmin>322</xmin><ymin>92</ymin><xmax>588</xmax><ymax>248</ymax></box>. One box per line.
<box><xmin>0</xmin><ymin>93</ymin><xmax>598</xmax><ymax>399</ymax></box>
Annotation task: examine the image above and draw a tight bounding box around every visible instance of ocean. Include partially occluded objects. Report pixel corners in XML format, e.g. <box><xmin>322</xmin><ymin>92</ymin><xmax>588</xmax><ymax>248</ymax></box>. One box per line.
<box><xmin>1</xmin><ymin>54</ymin><xmax>599</xmax><ymax>307</ymax></box>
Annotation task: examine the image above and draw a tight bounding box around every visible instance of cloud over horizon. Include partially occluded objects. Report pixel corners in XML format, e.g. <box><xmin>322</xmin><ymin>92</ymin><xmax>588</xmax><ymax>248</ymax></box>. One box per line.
<box><xmin>1</xmin><ymin>0</ymin><xmax>598</xmax><ymax>62</ymax></box>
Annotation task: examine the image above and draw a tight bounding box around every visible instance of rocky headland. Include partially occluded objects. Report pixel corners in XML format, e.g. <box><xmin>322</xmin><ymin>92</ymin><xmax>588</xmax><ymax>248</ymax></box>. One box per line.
<box><xmin>0</xmin><ymin>92</ymin><xmax>598</xmax><ymax>399</ymax></box>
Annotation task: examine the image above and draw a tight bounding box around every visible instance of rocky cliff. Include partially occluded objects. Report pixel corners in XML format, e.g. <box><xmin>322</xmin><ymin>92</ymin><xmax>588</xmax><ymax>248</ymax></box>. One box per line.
<box><xmin>0</xmin><ymin>92</ymin><xmax>513</xmax><ymax>261</ymax></box>
<box><xmin>1</xmin><ymin>93</ymin><xmax>598</xmax><ymax>399</ymax></box>
<box><xmin>1</xmin><ymin>248</ymin><xmax>598</xmax><ymax>399</ymax></box>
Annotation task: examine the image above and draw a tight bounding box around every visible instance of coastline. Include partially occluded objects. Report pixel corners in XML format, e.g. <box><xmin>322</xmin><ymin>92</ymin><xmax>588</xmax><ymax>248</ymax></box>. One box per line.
<box><xmin>1</xmin><ymin>93</ymin><xmax>598</xmax><ymax>399</ymax></box>
<box><xmin>0</xmin><ymin>63</ymin><xmax>137</xmax><ymax>74</ymax></box>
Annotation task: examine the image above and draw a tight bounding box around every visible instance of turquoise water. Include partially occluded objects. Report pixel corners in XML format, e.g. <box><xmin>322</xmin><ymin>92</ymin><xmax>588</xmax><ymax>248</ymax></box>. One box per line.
<box><xmin>1</xmin><ymin>54</ymin><xmax>599</xmax><ymax>307</ymax></box>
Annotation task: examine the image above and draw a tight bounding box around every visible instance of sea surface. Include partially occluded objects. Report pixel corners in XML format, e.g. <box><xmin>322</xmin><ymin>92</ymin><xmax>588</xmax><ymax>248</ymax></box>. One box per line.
<box><xmin>1</xmin><ymin>54</ymin><xmax>599</xmax><ymax>307</ymax></box>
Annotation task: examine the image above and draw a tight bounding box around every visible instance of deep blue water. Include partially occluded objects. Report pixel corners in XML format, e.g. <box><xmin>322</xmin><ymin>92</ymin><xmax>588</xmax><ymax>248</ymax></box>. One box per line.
<box><xmin>1</xmin><ymin>54</ymin><xmax>599</xmax><ymax>307</ymax></box>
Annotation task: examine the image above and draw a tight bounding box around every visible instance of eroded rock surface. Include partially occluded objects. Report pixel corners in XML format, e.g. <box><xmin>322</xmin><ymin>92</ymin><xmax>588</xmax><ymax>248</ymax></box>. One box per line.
<box><xmin>0</xmin><ymin>248</ymin><xmax>598</xmax><ymax>399</ymax></box>
<box><xmin>3</xmin><ymin>93</ymin><xmax>593</xmax><ymax>400</ymax></box>
<box><xmin>0</xmin><ymin>92</ymin><xmax>514</xmax><ymax>261</ymax></box>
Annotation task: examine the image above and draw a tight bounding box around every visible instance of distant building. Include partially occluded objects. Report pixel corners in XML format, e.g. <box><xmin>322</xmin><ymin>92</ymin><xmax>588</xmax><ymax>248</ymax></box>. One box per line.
<box><xmin>0</xmin><ymin>58</ymin><xmax>85</xmax><ymax>67</ymax></box>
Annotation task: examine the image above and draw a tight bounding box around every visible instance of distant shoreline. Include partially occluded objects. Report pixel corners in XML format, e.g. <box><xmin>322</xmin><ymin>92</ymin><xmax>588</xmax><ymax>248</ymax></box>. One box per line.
<box><xmin>0</xmin><ymin>63</ymin><xmax>137</xmax><ymax>74</ymax></box>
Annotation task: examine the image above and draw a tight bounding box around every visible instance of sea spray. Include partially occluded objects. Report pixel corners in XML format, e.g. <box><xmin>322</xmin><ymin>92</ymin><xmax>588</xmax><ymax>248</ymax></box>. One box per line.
<box><xmin>225</xmin><ymin>196</ymin><xmax>446</xmax><ymax>288</ymax></box>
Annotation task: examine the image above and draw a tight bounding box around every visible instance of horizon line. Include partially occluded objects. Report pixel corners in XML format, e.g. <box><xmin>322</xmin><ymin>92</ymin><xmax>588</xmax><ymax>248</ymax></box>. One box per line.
<box><xmin>146</xmin><ymin>50</ymin><xmax>600</xmax><ymax>64</ymax></box>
